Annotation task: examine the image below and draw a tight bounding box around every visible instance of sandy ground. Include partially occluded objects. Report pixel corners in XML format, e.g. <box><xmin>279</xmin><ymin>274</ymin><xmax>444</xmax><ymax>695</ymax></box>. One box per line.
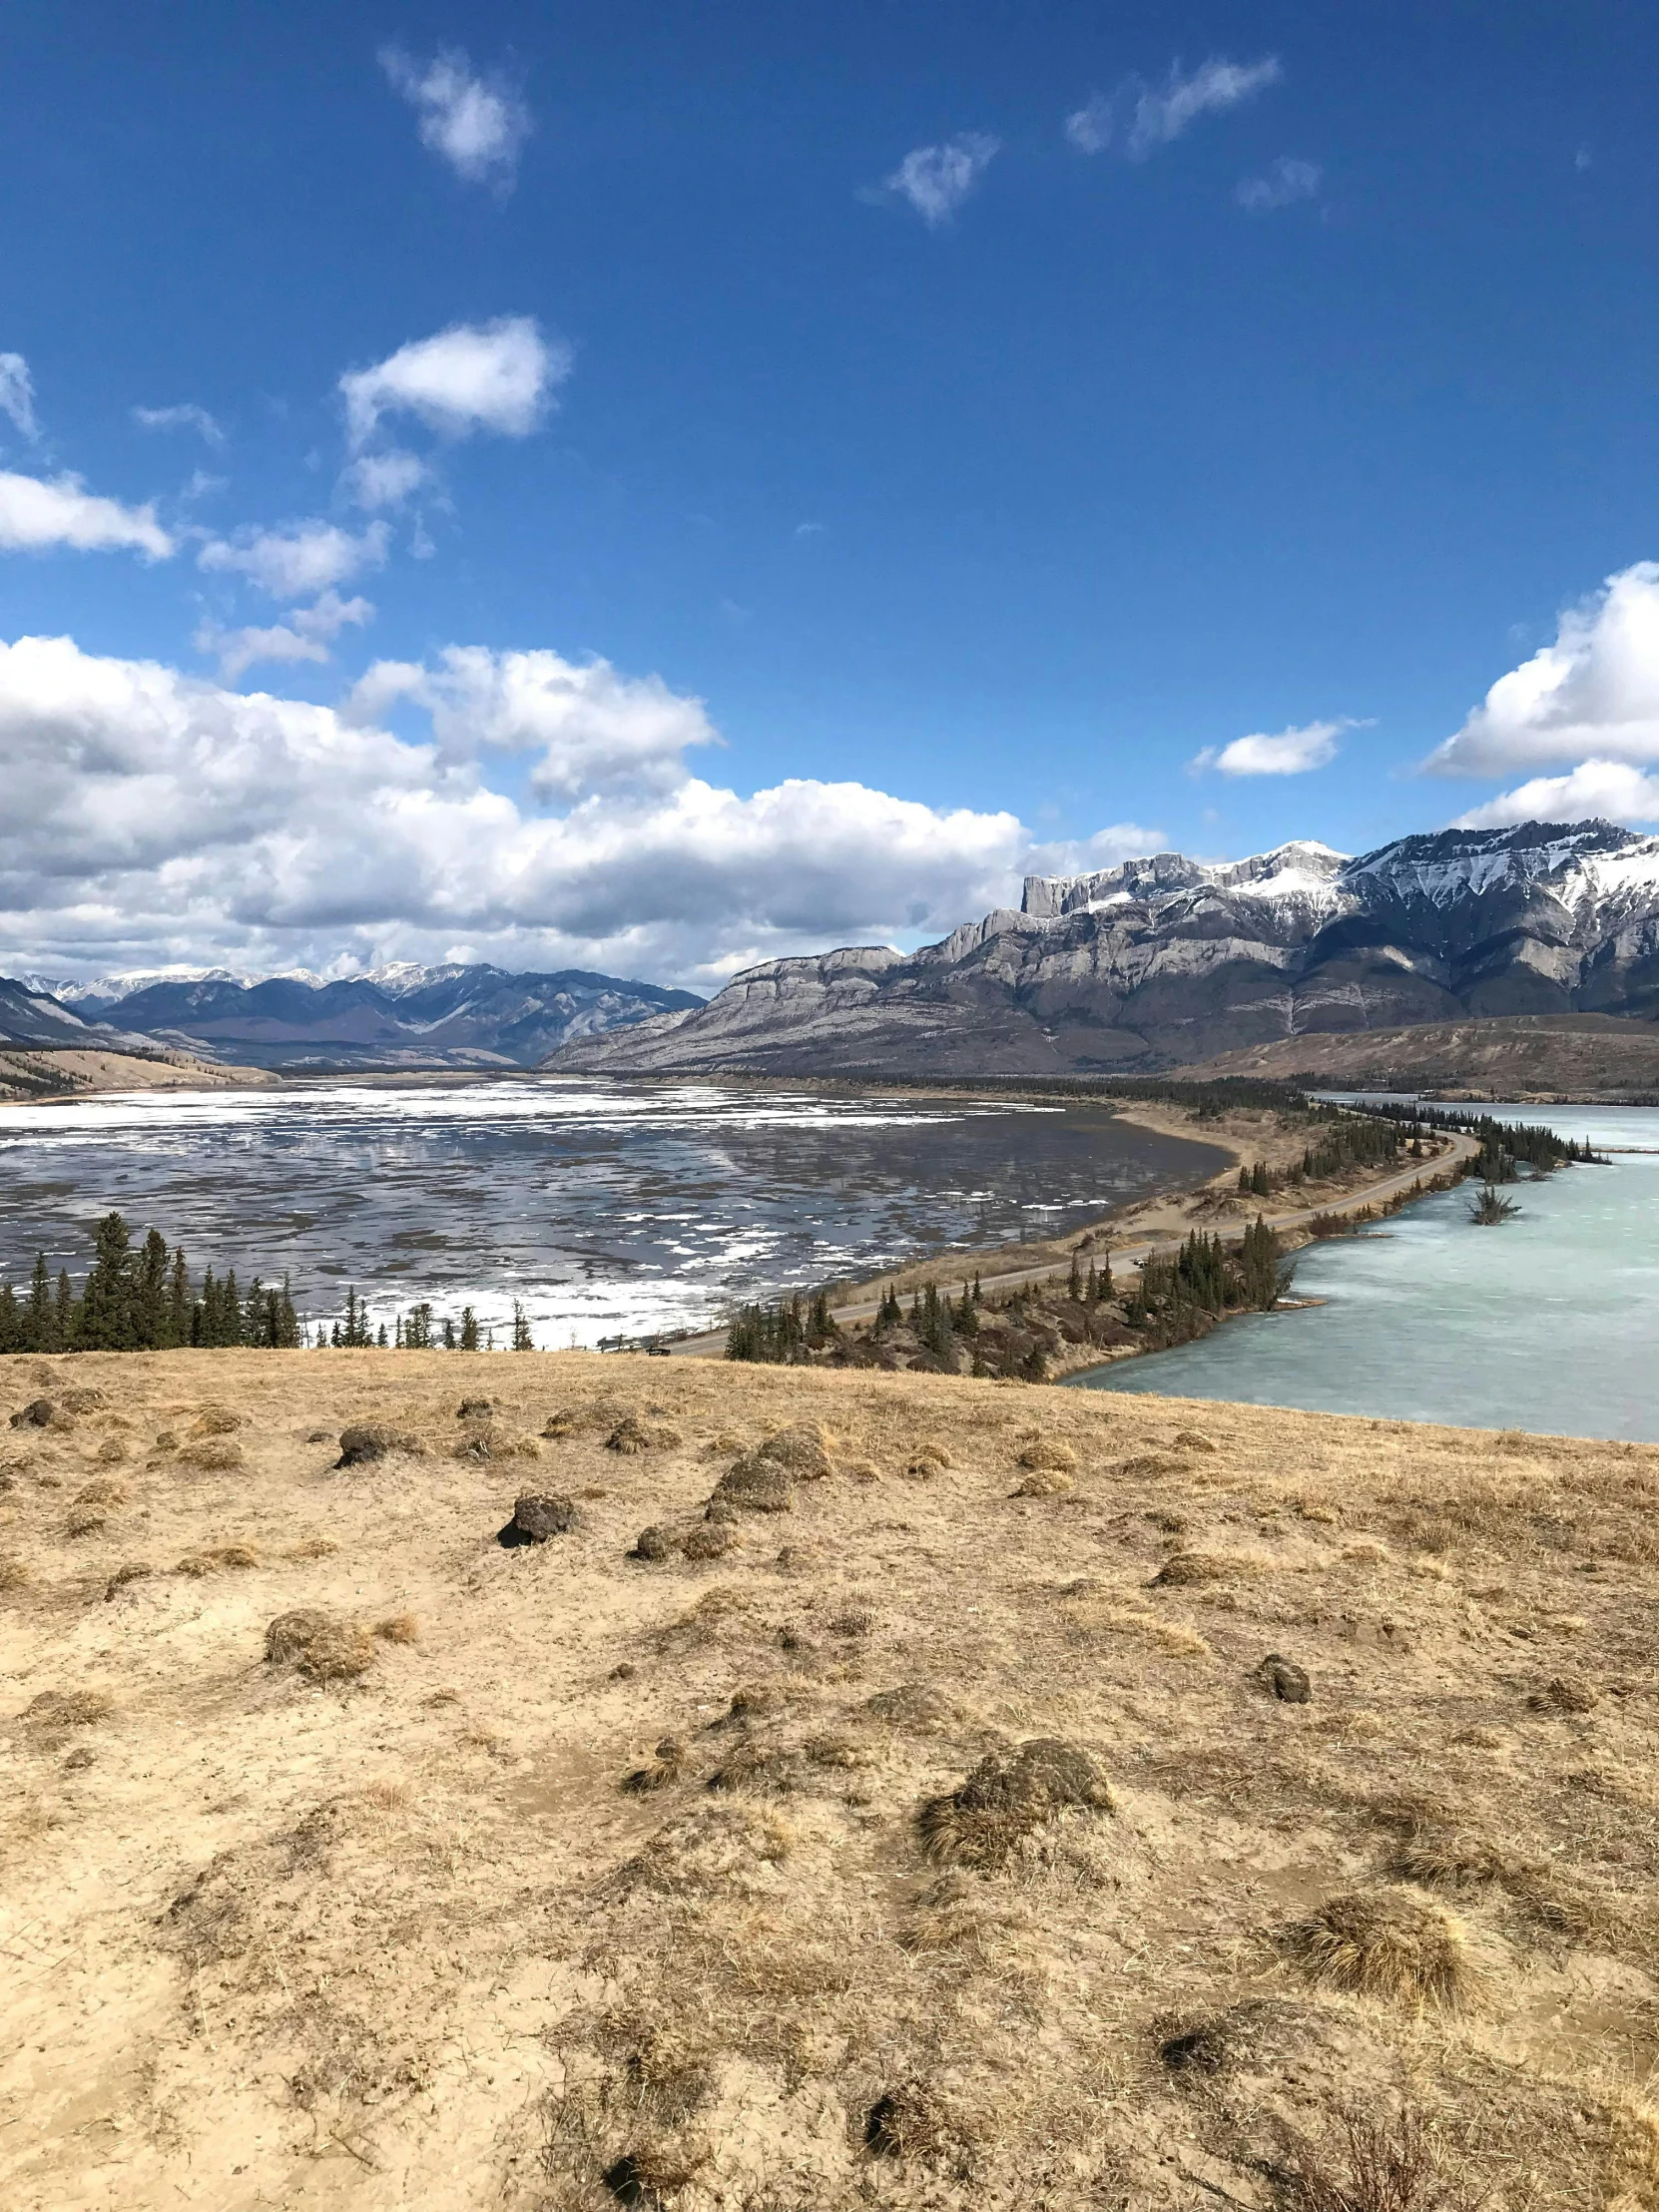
<box><xmin>0</xmin><ymin>1049</ymin><xmax>278</xmax><ymax>1103</ymax></box>
<box><xmin>4</xmin><ymin>1350</ymin><xmax>1659</xmax><ymax>2210</ymax></box>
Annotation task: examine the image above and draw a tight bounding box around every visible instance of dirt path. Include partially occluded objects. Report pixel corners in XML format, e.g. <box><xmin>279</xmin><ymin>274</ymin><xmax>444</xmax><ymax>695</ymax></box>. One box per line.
<box><xmin>667</xmin><ymin>1127</ymin><xmax>1482</xmax><ymax>1357</ymax></box>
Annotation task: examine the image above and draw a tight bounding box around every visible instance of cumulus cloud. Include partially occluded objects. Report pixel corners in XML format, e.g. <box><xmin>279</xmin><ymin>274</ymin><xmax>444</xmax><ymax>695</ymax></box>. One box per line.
<box><xmin>1236</xmin><ymin>156</ymin><xmax>1322</xmax><ymax>213</ymax></box>
<box><xmin>199</xmin><ymin>519</ymin><xmax>388</xmax><ymax>599</ymax></box>
<box><xmin>0</xmin><ymin>354</ymin><xmax>39</xmax><ymax>440</ymax></box>
<box><xmin>132</xmin><ymin>402</ymin><xmax>225</xmax><ymax>447</ymax></box>
<box><xmin>1425</xmin><ymin>562</ymin><xmax>1659</xmax><ymax>778</ymax></box>
<box><xmin>340</xmin><ymin>448</ymin><xmax>430</xmax><ymax>511</ymax></box>
<box><xmin>877</xmin><ymin>133</ymin><xmax>1000</xmax><ymax>226</ymax></box>
<box><xmin>379</xmin><ymin>45</ymin><xmax>532</xmax><ymax>193</ymax></box>
<box><xmin>344</xmin><ymin>644</ymin><xmax>722</xmax><ymax>801</ymax></box>
<box><xmin>1190</xmin><ymin>719</ymin><xmax>1349</xmax><ymax>776</ymax></box>
<box><xmin>197</xmin><ymin>591</ymin><xmax>375</xmax><ymax>681</ymax></box>
<box><xmin>1453</xmin><ymin>761</ymin><xmax>1659</xmax><ymax>830</ymax></box>
<box><xmin>1067</xmin><ymin>56</ymin><xmax>1281</xmax><ymax>161</ymax></box>
<box><xmin>340</xmin><ymin>317</ymin><xmax>566</xmax><ymax>448</ymax></box>
<box><xmin>0</xmin><ymin>471</ymin><xmax>173</xmax><ymax>559</ymax></box>
<box><xmin>0</xmin><ymin>630</ymin><xmax>1163</xmax><ymax>988</ymax></box>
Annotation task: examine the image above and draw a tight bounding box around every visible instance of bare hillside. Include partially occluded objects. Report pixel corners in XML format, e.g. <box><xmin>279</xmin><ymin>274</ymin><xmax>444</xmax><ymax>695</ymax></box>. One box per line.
<box><xmin>4</xmin><ymin>1352</ymin><xmax>1659</xmax><ymax>2209</ymax></box>
<box><xmin>1180</xmin><ymin>1013</ymin><xmax>1659</xmax><ymax>1097</ymax></box>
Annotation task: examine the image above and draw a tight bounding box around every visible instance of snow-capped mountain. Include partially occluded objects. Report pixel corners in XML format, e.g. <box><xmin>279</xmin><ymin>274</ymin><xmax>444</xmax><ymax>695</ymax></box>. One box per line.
<box><xmin>553</xmin><ymin>821</ymin><xmax>1659</xmax><ymax>1077</ymax></box>
<box><xmin>0</xmin><ymin>965</ymin><xmax>704</xmax><ymax>1070</ymax></box>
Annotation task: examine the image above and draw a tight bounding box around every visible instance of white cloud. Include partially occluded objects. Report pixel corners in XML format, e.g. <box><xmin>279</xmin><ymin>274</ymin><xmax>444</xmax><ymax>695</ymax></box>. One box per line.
<box><xmin>0</xmin><ymin>354</ymin><xmax>39</xmax><ymax>440</ymax></box>
<box><xmin>1191</xmin><ymin>719</ymin><xmax>1349</xmax><ymax>776</ymax></box>
<box><xmin>342</xmin><ymin>644</ymin><xmax>722</xmax><ymax>801</ymax></box>
<box><xmin>379</xmin><ymin>45</ymin><xmax>532</xmax><ymax>193</ymax></box>
<box><xmin>0</xmin><ymin>471</ymin><xmax>173</xmax><ymax>559</ymax></box>
<box><xmin>1425</xmin><ymin>563</ymin><xmax>1659</xmax><ymax>777</ymax></box>
<box><xmin>133</xmin><ymin>402</ymin><xmax>225</xmax><ymax>447</ymax></box>
<box><xmin>340</xmin><ymin>317</ymin><xmax>566</xmax><ymax>449</ymax></box>
<box><xmin>1067</xmin><ymin>56</ymin><xmax>1282</xmax><ymax>161</ymax></box>
<box><xmin>199</xmin><ymin>518</ymin><xmax>388</xmax><ymax>599</ymax></box>
<box><xmin>0</xmin><ymin>630</ymin><xmax>1163</xmax><ymax>989</ymax></box>
<box><xmin>878</xmin><ymin>133</ymin><xmax>1000</xmax><ymax>227</ymax></box>
<box><xmin>1453</xmin><ymin>761</ymin><xmax>1659</xmax><ymax>830</ymax></box>
<box><xmin>340</xmin><ymin>447</ymin><xmax>430</xmax><ymax>511</ymax></box>
<box><xmin>197</xmin><ymin>592</ymin><xmax>375</xmax><ymax>681</ymax></box>
<box><xmin>1236</xmin><ymin>156</ymin><xmax>1322</xmax><ymax>213</ymax></box>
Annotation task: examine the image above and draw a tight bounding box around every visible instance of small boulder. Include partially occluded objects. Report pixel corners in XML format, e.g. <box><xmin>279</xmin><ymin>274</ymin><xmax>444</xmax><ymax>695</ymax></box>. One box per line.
<box><xmin>713</xmin><ymin>1457</ymin><xmax>796</xmax><ymax>1514</ymax></box>
<box><xmin>1259</xmin><ymin>1653</ymin><xmax>1311</xmax><ymax>1703</ymax></box>
<box><xmin>10</xmin><ymin>1398</ymin><xmax>55</xmax><ymax>1429</ymax></box>
<box><xmin>682</xmin><ymin>1519</ymin><xmax>736</xmax><ymax>1562</ymax></box>
<box><xmin>335</xmin><ymin>1423</ymin><xmax>420</xmax><ymax>1467</ymax></box>
<box><xmin>503</xmin><ymin>1491</ymin><xmax>578</xmax><ymax>1545</ymax></box>
<box><xmin>631</xmin><ymin>1524</ymin><xmax>677</xmax><ymax>1562</ymax></box>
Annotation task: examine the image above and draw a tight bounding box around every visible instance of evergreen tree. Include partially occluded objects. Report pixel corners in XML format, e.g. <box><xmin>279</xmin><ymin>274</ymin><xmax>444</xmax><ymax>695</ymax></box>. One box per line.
<box><xmin>442</xmin><ymin>1316</ymin><xmax>457</xmax><ymax>1351</ymax></box>
<box><xmin>133</xmin><ymin>1229</ymin><xmax>169</xmax><ymax>1349</ymax></box>
<box><xmin>1068</xmin><ymin>1253</ymin><xmax>1083</xmax><ymax>1302</ymax></box>
<box><xmin>79</xmin><ymin>1212</ymin><xmax>136</xmax><ymax>1350</ymax></box>
<box><xmin>1251</xmin><ymin>1161</ymin><xmax>1270</xmax><ymax>1198</ymax></box>
<box><xmin>1238</xmin><ymin>1165</ymin><xmax>1252</xmax><ymax>1193</ymax></box>
<box><xmin>54</xmin><ymin>1269</ymin><xmax>76</xmax><ymax>1351</ymax></box>
<box><xmin>511</xmin><ymin>1301</ymin><xmax>535</xmax><ymax>1352</ymax></box>
<box><xmin>26</xmin><ymin>1253</ymin><xmax>52</xmax><ymax>1354</ymax></box>
<box><xmin>459</xmin><ymin>1306</ymin><xmax>480</xmax><ymax>1352</ymax></box>
<box><xmin>168</xmin><ymin>1249</ymin><xmax>191</xmax><ymax>1347</ymax></box>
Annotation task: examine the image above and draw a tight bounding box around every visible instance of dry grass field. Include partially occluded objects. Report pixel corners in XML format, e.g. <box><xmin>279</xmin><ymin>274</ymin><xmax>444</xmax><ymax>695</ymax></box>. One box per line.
<box><xmin>5</xmin><ymin>1350</ymin><xmax>1659</xmax><ymax>2210</ymax></box>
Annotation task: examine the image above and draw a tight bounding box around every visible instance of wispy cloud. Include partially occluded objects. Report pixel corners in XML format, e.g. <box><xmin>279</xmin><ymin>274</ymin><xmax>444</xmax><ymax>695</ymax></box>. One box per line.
<box><xmin>1191</xmin><ymin>719</ymin><xmax>1353</xmax><ymax>777</ymax></box>
<box><xmin>339</xmin><ymin>317</ymin><xmax>568</xmax><ymax>448</ymax></box>
<box><xmin>876</xmin><ymin>133</ymin><xmax>1001</xmax><ymax>227</ymax></box>
<box><xmin>1236</xmin><ymin>156</ymin><xmax>1322</xmax><ymax>214</ymax></box>
<box><xmin>199</xmin><ymin>518</ymin><xmax>388</xmax><ymax>599</ymax></box>
<box><xmin>379</xmin><ymin>45</ymin><xmax>532</xmax><ymax>194</ymax></box>
<box><xmin>0</xmin><ymin>470</ymin><xmax>172</xmax><ymax>559</ymax></box>
<box><xmin>0</xmin><ymin>354</ymin><xmax>39</xmax><ymax>441</ymax></box>
<box><xmin>133</xmin><ymin>401</ymin><xmax>225</xmax><ymax>447</ymax></box>
<box><xmin>198</xmin><ymin>589</ymin><xmax>375</xmax><ymax>681</ymax></box>
<box><xmin>341</xmin><ymin>448</ymin><xmax>430</xmax><ymax>512</ymax></box>
<box><xmin>1067</xmin><ymin>56</ymin><xmax>1282</xmax><ymax>162</ymax></box>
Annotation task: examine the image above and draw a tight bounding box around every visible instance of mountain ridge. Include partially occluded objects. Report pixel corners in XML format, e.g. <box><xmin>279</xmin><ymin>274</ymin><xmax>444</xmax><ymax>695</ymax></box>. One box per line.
<box><xmin>550</xmin><ymin>818</ymin><xmax>1659</xmax><ymax>1078</ymax></box>
<box><xmin>0</xmin><ymin>964</ymin><xmax>705</xmax><ymax>1071</ymax></box>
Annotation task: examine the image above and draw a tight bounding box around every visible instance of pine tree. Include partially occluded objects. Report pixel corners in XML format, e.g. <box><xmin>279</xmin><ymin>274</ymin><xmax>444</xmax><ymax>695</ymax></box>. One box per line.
<box><xmin>1251</xmin><ymin>1161</ymin><xmax>1270</xmax><ymax>1198</ymax></box>
<box><xmin>459</xmin><ymin>1307</ymin><xmax>480</xmax><ymax>1352</ymax></box>
<box><xmin>26</xmin><ymin>1253</ymin><xmax>52</xmax><ymax>1354</ymax></box>
<box><xmin>1238</xmin><ymin>1165</ymin><xmax>1252</xmax><ymax>1193</ymax></box>
<box><xmin>133</xmin><ymin>1230</ymin><xmax>169</xmax><ymax>1349</ymax></box>
<box><xmin>1068</xmin><ymin>1253</ymin><xmax>1083</xmax><ymax>1302</ymax></box>
<box><xmin>442</xmin><ymin>1317</ymin><xmax>456</xmax><ymax>1352</ymax></box>
<box><xmin>79</xmin><ymin>1211</ymin><xmax>136</xmax><ymax>1350</ymax></box>
<box><xmin>511</xmin><ymin>1302</ymin><xmax>534</xmax><ymax>1352</ymax></box>
<box><xmin>168</xmin><ymin>1249</ymin><xmax>190</xmax><ymax>1347</ymax></box>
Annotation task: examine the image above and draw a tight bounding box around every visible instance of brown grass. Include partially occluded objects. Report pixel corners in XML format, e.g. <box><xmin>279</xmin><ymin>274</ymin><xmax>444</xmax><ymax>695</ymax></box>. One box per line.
<box><xmin>1287</xmin><ymin>1888</ymin><xmax>1477</xmax><ymax>2010</ymax></box>
<box><xmin>5</xmin><ymin>1347</ymin><xmax>1659</xmax><ymax>2211</ymax></box>
<box><xmin>177</xmin><ymin>1438</ymin><xmax>245</xmax><ymax>1472</ymax></box>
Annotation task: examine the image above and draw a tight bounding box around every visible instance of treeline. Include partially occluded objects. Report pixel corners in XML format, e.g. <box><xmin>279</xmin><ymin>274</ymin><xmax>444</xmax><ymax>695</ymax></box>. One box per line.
<box><xmin>1235</xmin><ymin>1109</ymin><xmax>1406</xmax><ymax>1196</ymax></box>
<box><xmin>828</xmin><ymin>1071</ymin><xmax>1314</xmax><ymax>1116</ymax></box>
<box><xmin>0</xmin><ymin>1210</ymin><xmax>537</xmax><ymax>1355</ymax></box>
<box><xmin>1359</xmin><ymin>1100</ymin><xmax>1597</xmax><ymax>1171</ymax></box>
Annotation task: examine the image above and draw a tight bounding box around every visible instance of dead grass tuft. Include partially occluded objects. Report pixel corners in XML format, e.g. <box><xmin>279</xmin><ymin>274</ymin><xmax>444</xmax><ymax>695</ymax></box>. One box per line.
<box><xmin>865</xmin><ymin>2080</ymin><xmax>951</xmax><ymax>2162</ymax></box>
<box><xmin>919</xmin><ymin>1736</ymin><xmax>1113</xmax><ymax>1871</ymax></box>
<box><xmin>1016</xmin><ymin>1436</ymin><xmax>1077</xmax><ymax>1473</ymax></box>
<box><xmin>1529</xmin><ymin>1673</ymin><xmax>1600</xmax><ymax>1714</ymax></box>
<box><xmin>1272</xmin><ymin>2107</ymin><xmax>1481</xmax><ymax>2212</ymax></box>
<box><xmin>23</xmin><ymin>1688</ymin><xmax>114</xmax><ymax>1727</ymax></box>
<box><xmin>73</xmin><ymin>1477</ymin><xmax>130</xmax><ymax>1506</ymax></box>
<box><xmin>190</xmin><ymin>1407</ymin><xmax>242</xmax><ymax>1437</ymax></box>
<box><xmin>104</xmin><ymin>1560</ymin><xmax>155</xmax><ymax>1598</ymax></box>
<box><xmin>622</xmin><ymin>1737</ymin><xmax>686</xmax><ymax>1795</ymax></box>
<box><xmin>285</xmin><ymin>1534</ymin><xmax>338</xmax><ymax>1559</ymax></box>
<box><xmin>265</xmin><ymin>1609</ymin><xmax>376</xmax><ymax>1682</ymax></box>
<box><xmin>0</xmin><ymin>1552</ymin><xmax>29</xmax><ymax>1592</ymax></box>
<box><xmin>373</xmin><ymin>1612</ymin><xmax>419</xmax><ymax>1644</ymax></box>
<box><xmin>1012</xmin><ymin>1466</ymin><xmax>1075</xmax><ymax>1497</ymax></box>
<box><xmin>178</xmin><ymin>1438</ymin><xmax>246</xmax><ymax>1473</ymax></box>
<box><xmin>1150</xmin><ymin>1549</ymin><xmax>1245</xmax><ymax>1588</ymax></box>
<box><xmin>176</xmin><ymin>1543</ymin><xmax>259</xmax><ymax>1576</ymax></box>
<box><xmin>1287</xmin><ymin>1888</ymin><xmax>1477</xmax><ymax>2010</ymax></box>
<box><xmin>454</xmin><ymin>1425</ymin><xmax>539</xmax><ymax>1463</ymax></box>
<box><xmin>607</xmin><ymin>1413</ymin><xmax>683</xmax><ymax>1454</ymax></box>
<box><xmin>64</xmin><ymin>1506</ymin><xmax>109</xmax><ymax>1538</ymax></box>
<box><xmin>1172</xmin><ymin>1428</ymin><xmax>1218</xmax><ymax>1453</ymax></box>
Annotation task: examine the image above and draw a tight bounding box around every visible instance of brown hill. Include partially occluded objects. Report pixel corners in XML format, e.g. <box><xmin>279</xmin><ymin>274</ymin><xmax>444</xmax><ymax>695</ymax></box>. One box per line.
<box><xmin>5</xmin><ymin>1351</ymin><xmax>1659</xmax><ymax>2208</ymax></box>
<box><xmin>1180</xmin><ymin>1012</ymin><xmax>1659</xmax><ymax>1098</ymax></box>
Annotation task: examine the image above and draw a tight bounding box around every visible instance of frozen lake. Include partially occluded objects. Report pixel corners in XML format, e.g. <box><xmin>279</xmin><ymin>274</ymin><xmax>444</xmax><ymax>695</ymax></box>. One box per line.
<box><xmin>1068</xmin><ymin>1102</ymin><xmax>1659</xmax><ymax>1442</ymax></box>
<box><xmin>0</xmin><ymin>1077</ymin><xmax>1222</xmax><ymax>1349</ymax></box>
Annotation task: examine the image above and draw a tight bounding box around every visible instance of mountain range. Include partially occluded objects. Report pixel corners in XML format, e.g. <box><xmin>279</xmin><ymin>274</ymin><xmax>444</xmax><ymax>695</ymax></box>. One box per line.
<box><xmin>0</xmin><ymin>964</ymin><xmax>704</xmax><ymax>1071</ymax></box>
<box><xmin>550</xmin><ymin>820</ymin><xmax>1659</xmax><ymax>1078</ymax></box>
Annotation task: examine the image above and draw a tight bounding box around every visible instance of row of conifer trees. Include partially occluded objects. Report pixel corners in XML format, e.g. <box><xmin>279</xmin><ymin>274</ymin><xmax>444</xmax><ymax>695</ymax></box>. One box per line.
<box><xmin>0</xmin><ymin>1211</ymin><xmax>536</xmax><ymax>1355</ymax></box>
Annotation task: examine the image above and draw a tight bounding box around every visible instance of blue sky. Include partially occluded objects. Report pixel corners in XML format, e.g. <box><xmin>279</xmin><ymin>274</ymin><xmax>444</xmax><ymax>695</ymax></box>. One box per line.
<box><xmin>3</xmin><ymin>1</ymin><xmax>1658</xmax><ymax>987</ymax></box>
